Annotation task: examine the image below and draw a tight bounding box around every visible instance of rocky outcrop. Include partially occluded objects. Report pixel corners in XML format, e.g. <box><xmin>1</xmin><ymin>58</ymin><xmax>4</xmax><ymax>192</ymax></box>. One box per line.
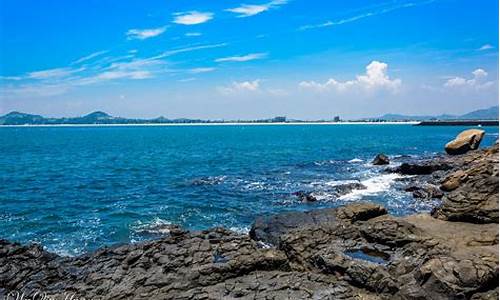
<box><xmin>250</xmin><ymin>203</ymin><xmax>387</xmax><ymax>245</ymax></box>
<box><xmin>445</xmin><ymin>129</ymin><xmax>485</xmax><ymax>155</ymax></box>
<box><xmin>432</xmin><ymin>143</ymin><xmax>499</xmax><ymax>223</ymax></box>
<box><xmin>372</xmin><ymin>154</ymin><xmax>390</xmax><ymax>165</ymax></box>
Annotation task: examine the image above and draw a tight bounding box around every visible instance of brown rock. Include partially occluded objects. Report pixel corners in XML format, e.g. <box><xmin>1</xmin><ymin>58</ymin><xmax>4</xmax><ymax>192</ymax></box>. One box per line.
<box><xmin>445</xmin><ymin>129</ymin><xmax>485</xmax><ymax>155</ymax></box>
<box><xmin>440</xmin><ymin>170</ymin><xmax>468</xmax><ymax>191</ymax></box>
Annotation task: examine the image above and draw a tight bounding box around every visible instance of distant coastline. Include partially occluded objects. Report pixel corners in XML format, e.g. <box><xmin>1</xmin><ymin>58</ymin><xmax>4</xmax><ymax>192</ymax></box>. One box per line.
<box><xmin>0</xmin><ymin>105</ymin><xmax>497</xmax><ymax>126</ymax></box>
<box><xmin>0</xmin><ymin>121</ymin><xmax>422</xmax><ymax>127</ymax></box>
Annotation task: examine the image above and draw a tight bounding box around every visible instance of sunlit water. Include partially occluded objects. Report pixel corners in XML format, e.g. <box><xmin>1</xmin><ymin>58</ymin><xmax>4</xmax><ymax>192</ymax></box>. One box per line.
<box><xmin>0</xmin><ymin>124</ymin><xmax>497</xmax><ymax>256</ymax></box>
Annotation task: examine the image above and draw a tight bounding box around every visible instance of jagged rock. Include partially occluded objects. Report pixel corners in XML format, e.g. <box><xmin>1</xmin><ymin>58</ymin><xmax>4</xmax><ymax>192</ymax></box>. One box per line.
<box><xmin>249</xmin><ymin>203</ymin><xmax>387</xmax><ymax>245</ymax></box>
<box><xmin>405</xmin><ymin>184</ymin><xmax>444</xmax><ymax>199</ymax></box>
<box><xmin>432</xmin><ymin>151</ymin><xmax>499</xmax><ymax>223</ymax></box>
<box><xmin>372</xmin><ymin>153</ymin><xmax>390</xmax><ymax>165</ymax></box>
<box><xmin>445</xmin><ymin>129</ymin><xmax>485</xmax><ymax>155</ymax></box>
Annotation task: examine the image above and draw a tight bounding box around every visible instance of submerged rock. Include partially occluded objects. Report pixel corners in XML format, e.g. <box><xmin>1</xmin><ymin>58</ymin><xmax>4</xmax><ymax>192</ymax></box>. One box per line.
<box><xmin>372</xmin><ymin>153</ymin><xmax>390</xmax><ymax>165</ymax></box>
<box><xmin>445</xmin><ymin>129</ymin><xmax>485</xmax><ymax>155</ymax></box>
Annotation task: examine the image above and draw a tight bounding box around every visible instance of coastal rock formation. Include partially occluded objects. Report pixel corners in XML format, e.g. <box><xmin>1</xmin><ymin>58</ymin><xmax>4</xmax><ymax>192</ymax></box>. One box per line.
<box><xmin>432</xmin><ymin>142</ymin><xmax>499</xmax><ymax>223</ymax></box>
<box><xmin>445</xmin><ymin>129</ymin><xmax>485</xmax><ymax>155</ymax></box>
<box><xmin>0</xmin><ymin>141</ymin><xmax>498</xmax><ymax>300</ymax></box>
<box><xmin>372</xmin><ymin>154</ymin><xmax>390</xmax><ymax>165</ymax></box>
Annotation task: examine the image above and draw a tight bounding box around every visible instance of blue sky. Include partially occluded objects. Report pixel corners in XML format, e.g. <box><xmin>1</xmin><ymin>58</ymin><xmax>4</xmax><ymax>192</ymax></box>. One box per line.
<box><xmin>0</xmin><ymin>0</ymin><xmax>498</xmax><ymax>119</ymax></box>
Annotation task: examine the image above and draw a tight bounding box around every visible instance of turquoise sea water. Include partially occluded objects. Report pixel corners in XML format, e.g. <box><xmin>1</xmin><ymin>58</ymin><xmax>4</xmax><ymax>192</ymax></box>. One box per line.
<box><xmin>0</xmin><ymin>124</ymin><xmax>498</xmax><ymax>256</ymax></box>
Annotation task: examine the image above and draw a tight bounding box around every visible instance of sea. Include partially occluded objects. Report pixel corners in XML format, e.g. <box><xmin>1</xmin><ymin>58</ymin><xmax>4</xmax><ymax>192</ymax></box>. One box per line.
<box><xmin>0</xmin><ymin>124</ymin><xmax>498</xmax><ymax>256</ymax></box>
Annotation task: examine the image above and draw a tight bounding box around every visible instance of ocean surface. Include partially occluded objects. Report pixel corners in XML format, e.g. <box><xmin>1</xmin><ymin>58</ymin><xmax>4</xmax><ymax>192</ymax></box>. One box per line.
<box><xmin>0</xmin><ymin>124</ymin><xmax>498</xmax><ymax>256</ymax></box>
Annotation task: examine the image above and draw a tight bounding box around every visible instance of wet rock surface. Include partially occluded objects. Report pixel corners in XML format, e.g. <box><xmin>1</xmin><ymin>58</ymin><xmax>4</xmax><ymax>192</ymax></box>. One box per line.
<box><xmin>1</xmin><ymin>142</ymin><xmax>498</xmax><ymax>299</ymax></box>
<box><xmin>372</xmin><ymin>153</ymin><xmax>390</xmax><ymax>165</ymax></box>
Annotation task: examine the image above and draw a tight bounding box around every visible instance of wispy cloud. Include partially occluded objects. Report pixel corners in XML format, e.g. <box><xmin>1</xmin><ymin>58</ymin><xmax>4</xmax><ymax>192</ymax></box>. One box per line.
<box><xmin>225</xmin><ymin>0</ymin><xmax>288</xmax><ymax>18</ymax></box>
<box><xmin>28</xmin><ymin>67</ymin><xmax>85</xmax><ymax>79</ymax></box>
<box><xmin>72</xmin><ymin>50</ymin><xmax>108</xmax><ymax>65</ymax></box>
<box><xmin>189</xmin><ymin>67</ymin><xmax>216</xmax><ymax>74</ymax></box>
<box><xmin>478</xmin><ymin>44</ymin><xmax>494</xmax><ymax>51</ymax></box>
<box><xmin>1</xmin><ymin>42</ymin><xmax>227</xmax><ymax>98</ymax></box>
<box><xmin>299</xmin><ymin>0</ymin><xmax>436</xmax><ymax>31</ymax></box>
<box><xmin>173</xmin><ymin>11</ymin><xmax>213</xmax><ymax>25</ymax></box>
<box><xmin>215</xmin><ymin>52</ymin><xmax>267</xmax><ymax>62</ymax></box>
<box><xmin>126</xmin><ymin>26</ymin><xmax>167</xmax><ymax>40</ymax></box>
<box><xmin>299</xmin><ymin>61</ymin><xmax>401</xmax><ymax>93</ymax></box>
<box><xmin>154</xmin><ymin>43</ymin><xmax>228</xmax><ymax>59</ymax></box>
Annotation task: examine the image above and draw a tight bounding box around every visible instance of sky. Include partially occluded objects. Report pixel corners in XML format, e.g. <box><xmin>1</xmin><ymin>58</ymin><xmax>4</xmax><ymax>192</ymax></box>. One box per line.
<box><xmin>0</xmin><ymin>0</ymin><xmax>498</xmax><ymax>119</ymax></box>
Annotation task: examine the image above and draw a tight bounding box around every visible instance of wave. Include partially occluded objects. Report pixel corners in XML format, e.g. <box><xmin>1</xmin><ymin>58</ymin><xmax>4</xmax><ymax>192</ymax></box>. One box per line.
<box><xmin>338</xmin><ymin>173</ymin><xmax>404</xmax><ymax>201</ymax></box>
<box><xmin>131</xmin><ymin>217</ymin><xmax>173</xmax><ymax>235</ymax></box>
<box><xmin>348</xmin><ymin>158</ymin><xmax>364</xmax><ymax>163</ymax></box>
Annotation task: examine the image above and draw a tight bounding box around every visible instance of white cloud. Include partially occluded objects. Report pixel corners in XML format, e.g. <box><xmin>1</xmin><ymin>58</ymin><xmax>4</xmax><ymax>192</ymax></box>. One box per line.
<box><xmin>173</xmin><ymin>11</ymin><xmax>213</xmax><ymax>25</ymax></box>
<box><xmin>299</xmin><ymin>61</ymin><xmax>401</xmax><ymax>93</ymax></box>
<box><xmin>226</xmin><ymin>0</ymin><xmax>287</xmax><ymax>17</ymax></box>
<box><xmin>218</xmin><ymin>80</ymin><xmax>260</xmax><ymax>94</ymax></box>
<box><xmin>478</xmin><ymin>44</ymin><xmax>494</xmax><ymax>51</ymax></box>
<box><xmin>126</xmin><ymin>26</ymin><xmax>167</xmax><ymax>40</ymax></box>
<box><xmin>444</xmin><ymin>68</ymin><xmax>493</xmax><ymax>89</ymax></box>
<box><xmin>154</xmin><ymin>43</ymin><xmax>227</xmax><ymax>59</ymax></box>
<box><xmin>189</xmin><ymin>67</ymin><xmax>216</xmax><ymax>74</ymax></box>
<box><xmin>300</xmin><ymin>0</ymin><xmax>434</xmax><ymax>31</ymax></box>
<box><xmin>72</xmin><ymin>50</ymin><xmax>108</xmax><ymax>65</ymax></box>
<box><xmin>215</xmin><ymin>52</ymin><xmax>267</xmax><ymax>62</ymax></box>
<box><xmin>28</xmin><ymin>67</ymin><xmax>84</xmax><ymax>79</ymax></box>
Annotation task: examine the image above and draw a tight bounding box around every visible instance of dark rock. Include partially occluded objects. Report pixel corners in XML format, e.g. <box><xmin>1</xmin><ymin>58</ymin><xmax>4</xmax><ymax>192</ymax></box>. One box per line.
<box><xmin>405</xmin><ymin>184</ymin><xmax>444</xmax><ymax>199</ymax></box>
<box><xmin>330</xmin><ymin>182</ymin><xmax>367</xmax><ymax>197</ymax></box>
<box><xmin>249</xmin><ymin>202</ymin><xmax>387</xmax><ymax>245</ymax></box>
<box><xmin>293</xmin><ymin>191</ymin><xmax>317</xmax><ymax>202</ymax></box>
<box><xmin>372</xmin><ymin>153</ymin><xmax>390</xmax><ymax>165</ymax></box>
<box><xmin>394</xmin><ymin>161</ymin><xmax>452</xmax><ymax>175</ymax></box>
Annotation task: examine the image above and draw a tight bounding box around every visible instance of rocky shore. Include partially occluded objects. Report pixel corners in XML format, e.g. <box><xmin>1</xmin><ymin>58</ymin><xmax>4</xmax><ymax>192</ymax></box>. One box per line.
<box><xmin>1</xmin><ymin>136</ymin><xmax>498</xmax><ymax>299</ymax></box>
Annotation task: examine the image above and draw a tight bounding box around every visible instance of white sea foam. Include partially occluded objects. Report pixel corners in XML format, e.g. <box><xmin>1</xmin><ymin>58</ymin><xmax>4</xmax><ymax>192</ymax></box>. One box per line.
<box><xmin>348</xmin><ymin>158</ymin><xmax>364</xmax><ymax>163</ymax></box>
<box><xmin>131</xmin><ymin>217</ymin><xmax>172</xmax><ymax>234</ymax></box>
<box><xmin>229</xmin><ymin>226</ymin><xmax>250</xmax><ymax>234</ymax></box>
<box><xmin>338</xmin><ymin>173</ymin><xmax>403</xmax><ymax>201</ymax></box>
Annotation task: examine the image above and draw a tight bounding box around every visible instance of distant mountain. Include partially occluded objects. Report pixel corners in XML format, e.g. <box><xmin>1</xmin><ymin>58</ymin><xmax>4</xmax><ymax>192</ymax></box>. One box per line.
<box><xmin>460</xmin><ymin>106</ymin><xmax>499</xmax><ymax>120</ymax></box>
<box><xmin>377</xmin><ymin>106</ymin><xmax>498</xmax><ymax>121</ymax></box>
<box><xmin>0</xmin><ymin>111</ymin><xmax>46</xmax><ymax>125</ymax></box>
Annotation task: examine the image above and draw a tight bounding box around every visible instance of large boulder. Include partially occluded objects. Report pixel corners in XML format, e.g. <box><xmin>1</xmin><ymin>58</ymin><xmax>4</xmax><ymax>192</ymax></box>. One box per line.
<box><xmin>372</xmin><ymin>153</ymin><xmax>390</xmax><ymax>165</ymax></box>
<box><xmin>445</xmin><ymin>129</ymin><xmax>485</xmax><ymax>155</ymax></box>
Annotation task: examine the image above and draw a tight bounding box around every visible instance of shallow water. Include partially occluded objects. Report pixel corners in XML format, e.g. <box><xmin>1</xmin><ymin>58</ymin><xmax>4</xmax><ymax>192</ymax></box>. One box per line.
<box><xmin>0</xmin><ymin>124</ymin><xmax>497</xmax><ymax>255</ymax></box>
